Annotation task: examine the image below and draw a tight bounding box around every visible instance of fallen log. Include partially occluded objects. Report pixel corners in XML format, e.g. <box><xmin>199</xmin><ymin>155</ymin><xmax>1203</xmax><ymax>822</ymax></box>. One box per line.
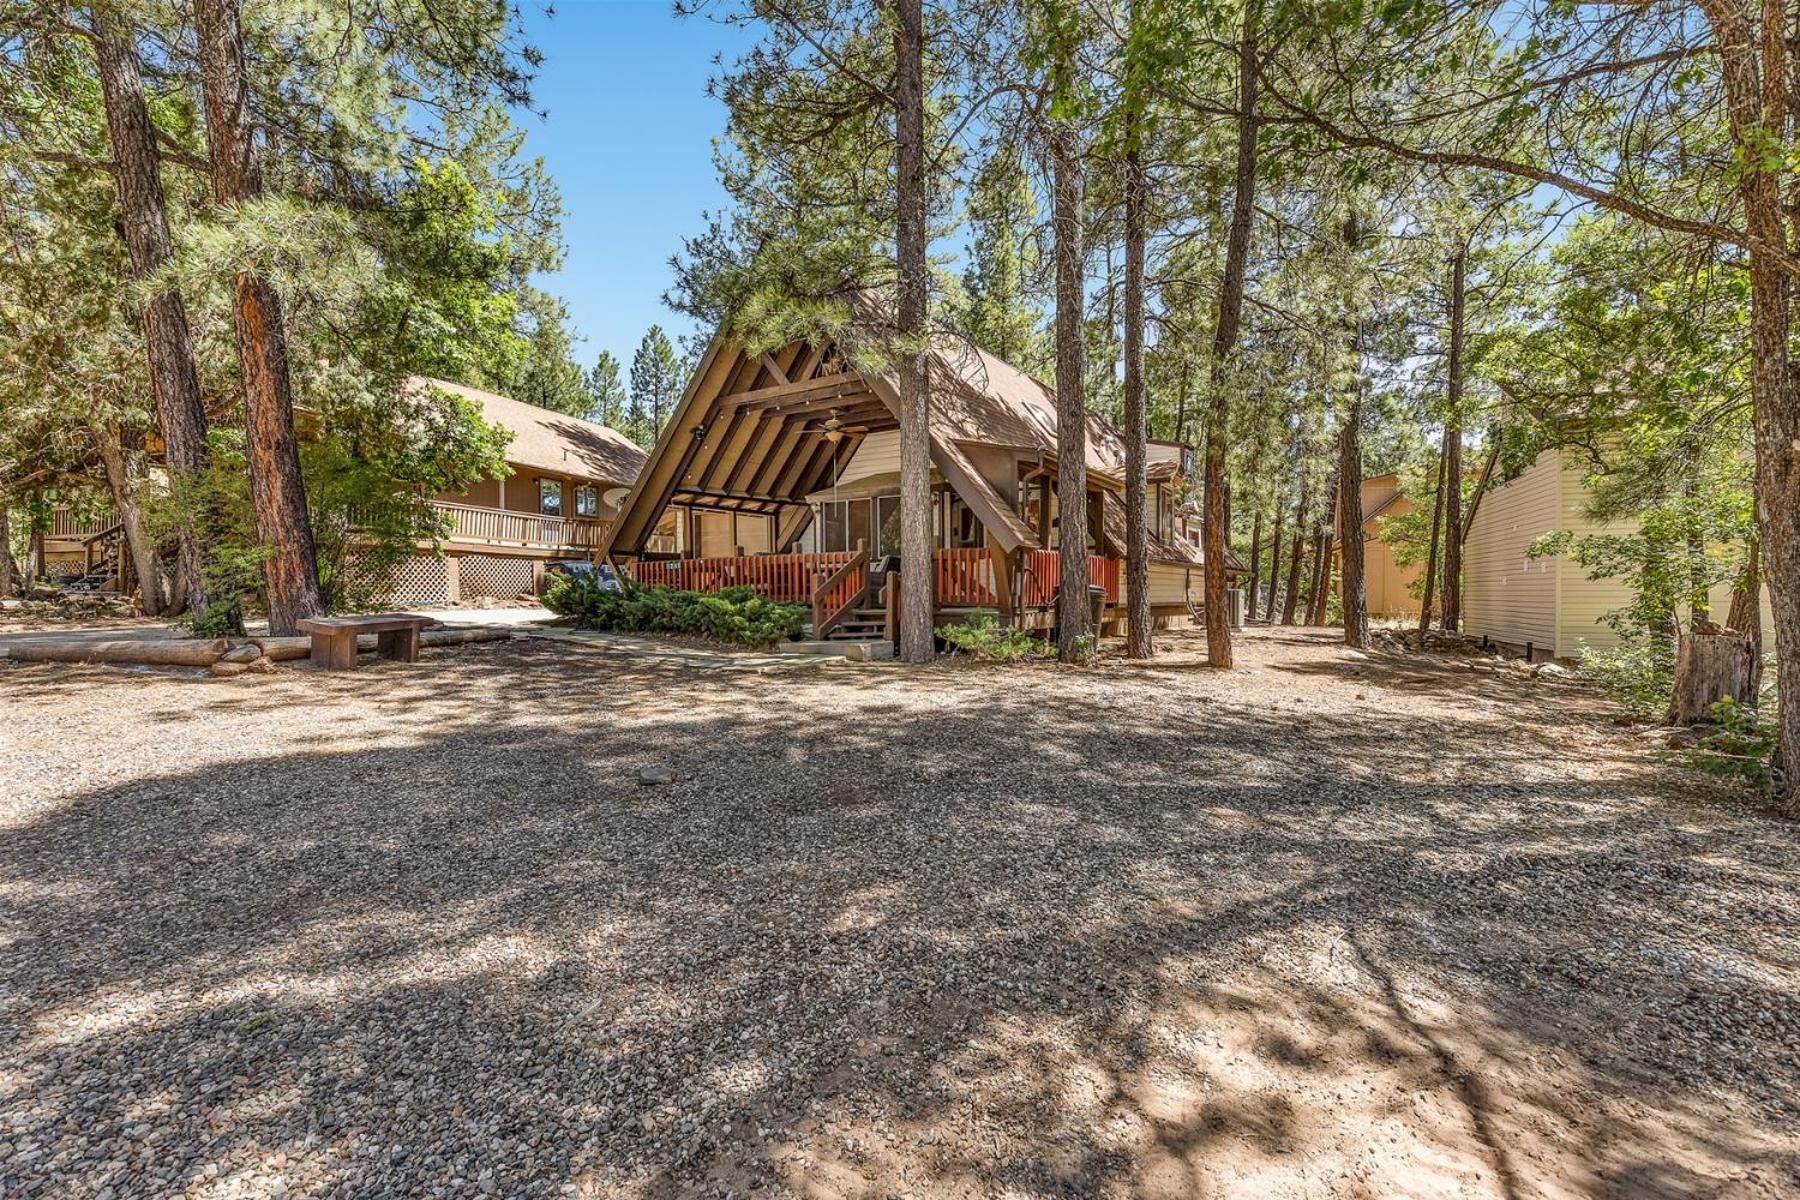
<box><xmin>7</xmin><ymin>637</ymin><xmax>229</xmax><ymax>667</ymax></box>
<box><xmin>420</xmin><ymin>627</ymin><xmax>511</xmax><ymax>647</ymax></box>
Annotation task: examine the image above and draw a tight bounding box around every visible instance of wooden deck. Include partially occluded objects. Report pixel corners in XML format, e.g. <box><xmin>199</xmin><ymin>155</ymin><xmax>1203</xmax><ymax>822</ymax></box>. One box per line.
<box><xmin>629</xmin><ymin>548</ymin><xmax>1121</xmax><ymax>614</ymax></box>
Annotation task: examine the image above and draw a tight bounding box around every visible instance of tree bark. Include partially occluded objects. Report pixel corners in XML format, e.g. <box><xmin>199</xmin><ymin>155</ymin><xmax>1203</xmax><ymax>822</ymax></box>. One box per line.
<box><xmin>1051</xmin><ymin>46</ymin><xmax>1090</xmax><ymax>660</ymax></box>
<box><xmin>1202</xmin><ymin>7</ymin><xmax>1259</xmax><ymax>667</ymax></box>
<box><xmin>1246</xmin><ymin>508</ymin><xmax>1262</xmax><ymax>622</ymax></box>
<box><xmin>1308</xmin><ymin>468</ymin><xmax>1337</xmax><ymax>626</ymax></box>
<box><xmin>1282</xmin><ymin>476</ymin><xmax>1308</xmax><ymax>625</ymax></box>
<box><xmin>193</xmin><ymin>0</ymin><xmax>322</xmax><ymax>635</ymax></box>
<box><xmin>91</xmin><ymin>424</ymin><xmax>166</xmax><ymax>615</ymax></box>
<box><xmin>1338</xmin><ymin>394</ymin><xmax>1367</xmax><ymax>647</ymax></box>
<box><xmin>1123</xmin><ymin>102</ymin><xmax>1152</xmax><ymax>659</ymax></box>
<box><xmin>893</xmin><ymin>0</ymin><xmax>934</xmax><ymax>665</ymax></box>
<box><xmin>0</xmin><ymin>505</ymin><xmax>12</xmax><ymax>597</ymax></box>
<box><xmin>1440</xmin><ymin>249</ymin><xmax>1466</xmax><ymax>632</ymax></box>
<box><xmin>1694</xmin><ymin>0</ymin><xmax>1800</xmax><ymax>808</ymax></box>
<box><xmin>1727</xmin><ymin>536</ymin><xmax>1764</xmax><ymax>701</ymax></box>
<box><xmin>1265</xmin><ymin>491</ymin><xmax>1283</xmax><ymax>623</ymax></box>
<box><xmin>91</xmin><ymin>7</ymin><xmax>212</xmax><ymax>618</ymax></box>
<box><xmin>1667</xmin><ymin>630</ymin><xmax>1760</xmax><ymax>724</ymax></box>
<box><xmin>1419</xmin><ymin>430</ymin><xmax>1448</xmax><ymax>639</ymax></box>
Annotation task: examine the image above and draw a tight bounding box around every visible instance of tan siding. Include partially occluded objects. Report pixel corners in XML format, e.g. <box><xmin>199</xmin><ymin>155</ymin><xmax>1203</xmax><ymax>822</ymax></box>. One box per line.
<box><xmin>1552</xmin><ymin>454</ymin><xmax>1634</xmax><ymax>655</ymax></box>
<box><xmin>1463</xmin><ymin>449</ymin><xmax>1559</xmax><ymax>650</ymax></box>
<box><xmin>697</xmin><ymin>510</ymin><xmax>735</xmax><ymax>558</ymax></box>
<box><xmin>837</xmin><ymin>430</ymin><xmax>900</xmax><ymax>483</ymax></box>
<box><xmin>1144</xmin><ymin>562</ymin><xmax>1195</xmax><ymax>607</ymax></box>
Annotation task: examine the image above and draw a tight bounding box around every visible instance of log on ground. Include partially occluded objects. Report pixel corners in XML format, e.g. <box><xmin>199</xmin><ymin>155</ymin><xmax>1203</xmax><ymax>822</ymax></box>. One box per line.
<box><xmin>7</xmin><ymin>637</ymin><xmax>229</xmax><ymax>666</ymax></box>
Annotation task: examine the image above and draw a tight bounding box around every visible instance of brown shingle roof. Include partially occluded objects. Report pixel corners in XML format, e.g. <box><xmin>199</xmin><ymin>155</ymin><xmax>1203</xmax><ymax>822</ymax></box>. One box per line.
<box><xmin>411</xmin><ymin>377</ymin><xmax>645</xmax><ymax>487</ymax></box>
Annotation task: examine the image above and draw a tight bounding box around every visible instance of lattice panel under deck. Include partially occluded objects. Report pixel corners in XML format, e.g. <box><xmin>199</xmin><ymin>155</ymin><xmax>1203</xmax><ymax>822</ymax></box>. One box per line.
<box><xmin>458</xmin><ymin>554</ymin><xmax>536</xmax><ymax>600</ymax></box>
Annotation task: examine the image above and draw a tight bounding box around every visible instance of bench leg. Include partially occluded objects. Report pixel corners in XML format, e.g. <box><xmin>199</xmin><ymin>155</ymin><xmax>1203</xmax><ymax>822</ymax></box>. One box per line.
<box><xmin>377</xmin><ymin>628</ymin><xmax>420</xmax><ymax>662</ymax></box>
<box><xmin>311</xmin><ymin>631</ymin><xmax>358</xmax><ymax>670</ymax></box>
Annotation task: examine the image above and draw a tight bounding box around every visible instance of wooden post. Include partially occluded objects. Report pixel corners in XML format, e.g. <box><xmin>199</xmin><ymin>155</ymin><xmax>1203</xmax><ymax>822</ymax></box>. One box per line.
<box><xmin>989</xmin><ymin>542</ymin><xmax>1015</xmax><ymax>623</ymax></box>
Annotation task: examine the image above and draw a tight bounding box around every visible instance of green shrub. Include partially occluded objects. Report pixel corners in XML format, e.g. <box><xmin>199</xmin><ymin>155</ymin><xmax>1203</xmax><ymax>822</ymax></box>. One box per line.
<box><xmin>937</xmin><ymin>612</ymin><xmax>1052</xmax><ymax>663</ymax></box>
<box><xmin>542</xmin><ymin>575</ymin><xmax>805</xmax><ymax>648</ymax></box>
<box><xmin>1688</xmin><ymin>697</ymin><xmax>1779</xmax><ymax>790</ymax></box>
<box><xmin>1576</xmin><ymin>637</ymin><xmax>1675</xmax><ymax>720</ymax></box>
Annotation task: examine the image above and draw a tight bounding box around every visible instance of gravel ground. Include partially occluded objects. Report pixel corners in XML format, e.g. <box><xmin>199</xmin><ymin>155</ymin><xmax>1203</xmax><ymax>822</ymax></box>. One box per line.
<box><xmin>0</xmin><ymin>625</ymin><xmax>1795</xmax><ymax>1199</ymax></box>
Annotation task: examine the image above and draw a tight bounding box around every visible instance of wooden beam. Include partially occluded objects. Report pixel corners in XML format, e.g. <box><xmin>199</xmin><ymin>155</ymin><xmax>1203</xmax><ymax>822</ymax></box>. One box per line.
<box><xmin>690</xmin><ymin>403</ymin><xmax>766</xmax><ymax>495</ymax></box>
<box><xmin>776</xmin><ymin>430</ymin><xmax>848</xmax><ymax>499</ymax></box>
<box><xmin>717</xmin><ymin>372</ymin><xmax>869</xmax><ymax>409</ymax></box>
<box><xmin>723</xmin><ymin>412</ymin><xmax>791</xmax><ymax>495</ymax></box>
<box><xmin>793</xmin><ymin>338</ymin><xmax>831</xmax><ymax>384</ymax></box>
<box><xmin>759</xmin><ymin>353</ymin><xmax>790</xmax><ymax>386</ymax></box>
<box><xmin>745</xmin><ymin>420</ymin><xmax>810</xmax><ymax>496</ymax></box>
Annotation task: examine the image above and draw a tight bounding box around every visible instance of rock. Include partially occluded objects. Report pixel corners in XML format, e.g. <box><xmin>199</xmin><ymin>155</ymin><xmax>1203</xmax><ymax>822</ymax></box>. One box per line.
<box><xmin>219</xmin><ymin>643</ymin><xmax>263</xmax><ymax>664</ymax></box>
<box><xmin>638</xmin><ymin>765</ymin><xmax>677</xmax><ymax>786</ymax></box>
<box><xmin>246</xmin><ymin>656</ymin><xmax>278</xmax><ymax>674</ymax></box>
<box><xmin>1532</xmin><ymin>661</ymin><xmax>1574</xmax><ymax>678</ymax></box>
<box><xmin>209</xmin><ymin>660</ymin><xmax>251</xmax><ymax>677</ymax></box>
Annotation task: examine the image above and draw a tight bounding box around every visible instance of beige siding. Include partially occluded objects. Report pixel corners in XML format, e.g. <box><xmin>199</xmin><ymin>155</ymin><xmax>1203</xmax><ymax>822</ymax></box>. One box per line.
<box><xmin>837</xmin><ymin>430</ymin><xmax>900</xmax><ymax>483</ymax></box>
<box><xmin>1145</xmin><ymin>562</ymin><xmax>1195</xmax><ymax>607</ymax></box>
<box><xmin>1551</xmin><ymin>453</ymin><xmax>1638</xmax><ymax>656</ymax></box>
<box><xmin>697</xmin><ymin>510</ymin><xmax>734</xmax><ymax>558</ymax></box>
<box><xmin>1463</xmin><ymin>449</ymin><xmax>1560</xmax><ymax>651</ymax></box>
<box><xmin>736</xmin><ymin>513</ymin><xmax>772</xmax><ymax>555</ymax></box>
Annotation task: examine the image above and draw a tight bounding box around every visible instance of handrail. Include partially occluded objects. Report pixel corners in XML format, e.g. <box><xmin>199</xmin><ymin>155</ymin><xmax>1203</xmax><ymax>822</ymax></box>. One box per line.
<box><xmin>812</xmin><ymin>547</ymin><xmax>870</xmax><ymax>637</ymax></box>
<box><xmin>430</xmin><ymin>500</ymin><xmax>609</xmax><ymax>549</ymax></box>
<box><xmin>631</xmin><ymin>551</ymin><xmax>855</xmax><ymax>603</ymax></box>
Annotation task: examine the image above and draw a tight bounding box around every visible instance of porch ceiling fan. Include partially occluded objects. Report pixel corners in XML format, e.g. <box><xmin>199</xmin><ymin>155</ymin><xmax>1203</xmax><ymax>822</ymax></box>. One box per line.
<box><xmin>797</xmin><ymin>411</ymin><xmax>870</xmax><ymax>444</ymax></box>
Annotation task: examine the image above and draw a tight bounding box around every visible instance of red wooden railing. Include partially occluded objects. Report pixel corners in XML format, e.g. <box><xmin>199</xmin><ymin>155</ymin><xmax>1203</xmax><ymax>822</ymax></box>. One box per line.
<box><xmin>630</xmin><ymin>552</ymin><xmax>857</xmax><ymax>605</ymax></box>
<box><xmin>1020</xmin><ymin>550</ymin><xmax>1120</xmax><ymax>607</ymax></box>
<box><xmin>812</xmin><ymin>548</ymin><xmax>871</xmax><ymax>636</ymax></box>
<box><xmin>933</xmin><ymin>548</ymin><xmax>997</xmax><ymax>606</ymax></box>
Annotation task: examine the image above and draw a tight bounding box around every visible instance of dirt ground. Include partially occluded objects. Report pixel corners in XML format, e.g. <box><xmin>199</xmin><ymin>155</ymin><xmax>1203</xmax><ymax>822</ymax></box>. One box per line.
<box><xmin>0</xmin><ymin>626</ymin><xmax>1795</xmax><ymax>1199</ymax></box>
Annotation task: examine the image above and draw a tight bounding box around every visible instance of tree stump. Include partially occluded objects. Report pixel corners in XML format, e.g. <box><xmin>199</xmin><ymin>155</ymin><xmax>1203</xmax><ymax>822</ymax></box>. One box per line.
<box><xmin>1666</xmin><ymin>628</ymin><xmax>1759</xmax><ymax>725</ymax></box>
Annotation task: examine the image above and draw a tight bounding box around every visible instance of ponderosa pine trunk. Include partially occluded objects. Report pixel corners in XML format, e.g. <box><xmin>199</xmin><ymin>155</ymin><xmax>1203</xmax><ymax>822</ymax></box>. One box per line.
<box><xmin>91</xmin><ymin>8</ymin><xmax>212</xmax><ymax>618</ymax></box>
<box><xmin>1308</xmin><ymin>468</ymin><xmax>1337</xmax><ymax>626</ymax></box>
<box><xmin>91</xmin><ymin>424</ymin><xmax>166</xmax><ymax>615</ymax></box>
<box><xmin>1439</xmin><ymin>250</ymin><xmax>1466</xmax><ymax>633</ymax></box>
<box><xmin>1246</xmin><ymin>508</ymin><xmax>1262</xmax><ymax>621</ymax></box>
<box><xmin>1338</xmin><ymin>394</ymin><xmax>1368</xmax><ymax>647</ymax></box>
<box><xmin>893</xmin><ymin>0</ymin><xmax>934</xmax><ymax>665</ymax></box>
<box><xmin>193</xmin><ymin>0</ymin><xmax>322</xmax><ymax>635</ymax></box>
<box><xmin>1419</xmin><ymin>431</ymin><xmax>1447</xmax><ymax>639</ymax></box>
<box><xmin>1202</xmin><ymin>7</ymin><xmax>1259</xmax><ymax>667</ymax></box>
<box><xmin>1123</xmin><ymin>103</ymin><xmax>1152</xmax><ymax>659</ymax></box>
<box><xmin>1051</xmin><ymin>48</ymin><xmax>1090</xmax><ymax>660</ymax></box>
<box><xmin>0</xmin><ymin>505</ymin><xmax>12</xmax><ymax>597</ymax></box>
<box><xmin>1282</xmin><ymin>477</ymin><xmax>1308</xmax><ymax>625</ymax></box>
<box><xmin>1265</xmin><ymin>492</ymin><xmax>1284</xmax><ymax>623</ymax></box>
<box><xmin>1727</xmin><ymin>536</ymin><xmax>1764</xmax><ymax>701</ymax></box>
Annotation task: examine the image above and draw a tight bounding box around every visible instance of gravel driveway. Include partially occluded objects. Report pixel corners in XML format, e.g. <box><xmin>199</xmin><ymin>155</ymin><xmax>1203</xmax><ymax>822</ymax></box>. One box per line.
<box><xmin>0</xmin><ymin>626</ymin><xmax>1795</xmax><ymax>1199</ymax></box>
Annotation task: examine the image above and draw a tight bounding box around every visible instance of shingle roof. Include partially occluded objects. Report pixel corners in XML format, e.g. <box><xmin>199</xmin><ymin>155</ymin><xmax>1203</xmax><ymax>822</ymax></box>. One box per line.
<box><xmin>411</xmin><ymin>377</ymin><xmax>645</xmax><ymax>487</ymax></box>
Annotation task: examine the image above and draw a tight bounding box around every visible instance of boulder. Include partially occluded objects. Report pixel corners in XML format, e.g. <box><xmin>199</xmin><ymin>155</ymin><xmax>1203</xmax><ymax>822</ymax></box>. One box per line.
<box><xmin>210</xmin><ymin>660</ymin><xmax>251</xmax><ymax>677</ymax></box>
<box><xmin>637</xmin><ymin>765</ymin><xmax>678</xmax><ymax>786</ymax></box>
<box><xmin>219</xmin><ymin>643</ymin><xmax>263</xmax><ymax>664</ymax></box>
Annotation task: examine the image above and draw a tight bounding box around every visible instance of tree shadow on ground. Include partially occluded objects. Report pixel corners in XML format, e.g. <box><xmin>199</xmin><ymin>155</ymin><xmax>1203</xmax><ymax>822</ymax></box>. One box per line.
<box><xmin>1</xmin><ymin>635</ymin><xmax>1795</xmax><ymax>1198</ymax></box>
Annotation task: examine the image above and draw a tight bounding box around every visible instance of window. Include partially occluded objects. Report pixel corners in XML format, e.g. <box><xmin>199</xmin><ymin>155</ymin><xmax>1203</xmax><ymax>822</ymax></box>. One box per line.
<box><xmin>817</xmin><ymin>498</ymin><xmax>874</xmax><ymax>553</ymax></box>
<box><xmin>538</xmin><ymin>479</ymin><xmax>563</xmax><ymax>515</ymax></box>
<box><xmin>574</xmin><ymin>485</ymin><xmax>598</xmax><ymax>517</ymax></box>
<box><xmin>874</xmin><ymin>495</ymin><xmax>900</xmax><ymax>557</ymax></box>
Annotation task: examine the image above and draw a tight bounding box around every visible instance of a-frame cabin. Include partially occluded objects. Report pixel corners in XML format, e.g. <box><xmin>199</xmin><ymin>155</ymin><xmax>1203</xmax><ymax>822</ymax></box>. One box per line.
<box><xmin>600</xmin><ymin>316</ymin><xmax>1238</xmax><ymax>640</ymax></box>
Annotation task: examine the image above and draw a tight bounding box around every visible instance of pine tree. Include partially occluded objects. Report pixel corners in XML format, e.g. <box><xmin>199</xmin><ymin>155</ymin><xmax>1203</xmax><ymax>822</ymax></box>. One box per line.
<box><xmin>584</xmin><ymin>351</ymin><xmax>628</xmax><ymax>427</ymax></box>
<box><xmin>628</xmin><ymin>325</ymin><xmax>683</xmax><ymax>448</ymax></box>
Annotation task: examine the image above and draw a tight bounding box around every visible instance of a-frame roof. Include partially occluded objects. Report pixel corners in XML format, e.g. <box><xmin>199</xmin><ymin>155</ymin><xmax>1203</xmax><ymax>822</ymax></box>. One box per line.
<box><xmin>602</xmin><ymin>324</ymin><xmax>1044</xmax><ymax>557</ymax></box>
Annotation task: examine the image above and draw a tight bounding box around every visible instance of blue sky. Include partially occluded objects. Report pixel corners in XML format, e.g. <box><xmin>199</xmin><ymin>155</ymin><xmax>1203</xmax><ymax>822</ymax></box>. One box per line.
<box><xmin>517</xmin><ymin>2</ymin><xmax>749</xmax><ymax>371</ymax></box>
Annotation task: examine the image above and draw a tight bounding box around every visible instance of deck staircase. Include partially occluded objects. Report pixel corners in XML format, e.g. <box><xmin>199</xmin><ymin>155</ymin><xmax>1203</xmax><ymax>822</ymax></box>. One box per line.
<box><xmin>62</xmin><ymin>536</ymin><xmax>120</xmax><ymax>593</ymax></box>
<box><xmin>822</xmin><ymin>606</ymin><xmax>888</xmax><ymax>641</ymax></box>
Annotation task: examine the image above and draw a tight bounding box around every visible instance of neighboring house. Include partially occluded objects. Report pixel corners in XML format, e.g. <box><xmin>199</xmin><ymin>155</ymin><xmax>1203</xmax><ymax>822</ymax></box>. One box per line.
<box><xmin>1332</xmin><ymin>472</ymin><xmax>1424</xmax><ymax>620</ymax></box>
<box><xmin>602</xmin><ymin>309</ymin><xmax>1240</xmax><ymax>638</ymax></box>
<box><xmin>396</xmin><ymin>378</ymin><xmax>646</xmax><ymax>606</ymax></box>
<box><xmin>32</xmin><ymin>378</ymin><xmax>647</xmax><ymax>608</ymax></box>
<box><xmin>1463</xmin><ymin>447</ymin><xmax>1771</xmax><ymax>659</ymax></box>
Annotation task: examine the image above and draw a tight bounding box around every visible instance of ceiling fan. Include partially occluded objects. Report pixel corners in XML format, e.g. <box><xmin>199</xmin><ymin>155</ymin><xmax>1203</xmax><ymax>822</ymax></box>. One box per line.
<box><xmin>797</xmin><ymin>411</ymin><xmax>870</xmax><ymax>444</ymax></box>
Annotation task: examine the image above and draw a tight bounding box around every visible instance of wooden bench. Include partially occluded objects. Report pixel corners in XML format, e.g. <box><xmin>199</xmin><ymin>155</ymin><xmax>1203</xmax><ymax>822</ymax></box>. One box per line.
<box><xmin>294</xmin><ymin>613</ymin><xmax>431</xmax><ymax>670</ymax></box>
